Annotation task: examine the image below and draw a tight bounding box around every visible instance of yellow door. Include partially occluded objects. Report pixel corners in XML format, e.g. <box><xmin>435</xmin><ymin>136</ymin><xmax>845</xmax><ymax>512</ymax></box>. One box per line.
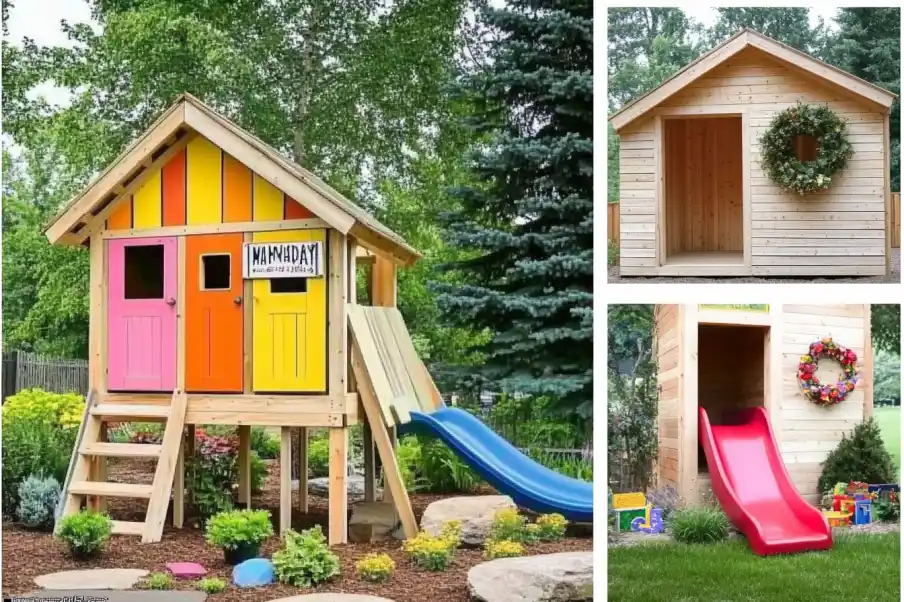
<box><xmin>252</xmin><ymin>229</ymin><xmax>327</xmax><ymax>392</ymax></box>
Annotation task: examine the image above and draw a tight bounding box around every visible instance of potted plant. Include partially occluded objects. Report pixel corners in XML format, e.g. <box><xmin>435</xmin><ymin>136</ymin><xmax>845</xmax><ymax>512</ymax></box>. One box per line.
<box><xmin>205</xmin><ymin>509</ymin><xmax>274</xmax><ymax>564</ymax></box>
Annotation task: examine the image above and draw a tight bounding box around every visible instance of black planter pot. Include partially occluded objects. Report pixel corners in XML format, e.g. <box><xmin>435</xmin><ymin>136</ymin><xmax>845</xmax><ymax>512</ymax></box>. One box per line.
<box><xmin>223</xmin><ymin>542</ymin><xmax>260</xmax><ymax>565</ymax></box>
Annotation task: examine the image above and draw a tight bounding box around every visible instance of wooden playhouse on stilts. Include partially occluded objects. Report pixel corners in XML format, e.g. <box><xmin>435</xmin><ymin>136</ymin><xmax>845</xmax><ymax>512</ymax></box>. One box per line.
<box><xmin>610</xmin><ymin>29</ymin><xmax>896</xmax><ymax>278</ymax></box>
<box><xmin>46</xmin><ymin>93</ymin><xmax>442</xmax><ymax>544</ymax></box>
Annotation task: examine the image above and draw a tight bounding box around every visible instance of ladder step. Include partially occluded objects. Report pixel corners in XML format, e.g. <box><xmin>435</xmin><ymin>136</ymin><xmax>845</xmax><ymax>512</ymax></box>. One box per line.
<box><xmin>80</xmin><ymin>442</ymin><xmax>163</xmax><ymax>458</ymax></box>
<box><xmin>91</xmin><ymin>404</ymin><xmax>171</xmax><ymax>419</ymax></box>
<box><xmin>69</xmin><ymin>481</ymin><xmax>154</xmax><ymax>498</ymax></box>
<box><xmin>111</xmin><ymin>520</ymin><xmax>145</xmax><ymax>536</ymax></box>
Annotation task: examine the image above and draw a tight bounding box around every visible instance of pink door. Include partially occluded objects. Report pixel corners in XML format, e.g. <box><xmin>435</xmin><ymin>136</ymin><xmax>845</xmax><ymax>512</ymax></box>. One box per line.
<box><xmin>107</xmin><ymin>237</ymin><xmax>178</xmax><ymax>391</ymax></box>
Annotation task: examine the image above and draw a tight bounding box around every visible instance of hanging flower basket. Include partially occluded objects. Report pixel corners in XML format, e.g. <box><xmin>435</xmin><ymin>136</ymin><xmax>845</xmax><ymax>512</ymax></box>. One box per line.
<box><xmin>798</xmin><ymin>337</ymin><xmax>859</xmax><ymax>406</ymax></box>
<box><xmin>759</xmin><ymin>102</ymin><xmax>854</xmax><ymax>195</ymax></box>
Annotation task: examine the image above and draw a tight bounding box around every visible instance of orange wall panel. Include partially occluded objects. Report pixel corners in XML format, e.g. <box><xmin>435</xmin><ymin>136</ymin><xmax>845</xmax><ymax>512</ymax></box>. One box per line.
<box><xmin>107</xmin><ymin>195</ymin><xmax>133</xmax><ymax>230</ymax></box>
<box><xmin>162</xmin><ymin>148</ymin><xmax>186</xmax><ymax>226</ymax></box>
<box><xmin>223</xmin><ymin>154</ymin><xmax>253</xmax><ymax>222</ymax></box>
<box><xmin>284</xmin><ymin>195</ymin><xmax>315</xmax><ymax>219</ymax></box>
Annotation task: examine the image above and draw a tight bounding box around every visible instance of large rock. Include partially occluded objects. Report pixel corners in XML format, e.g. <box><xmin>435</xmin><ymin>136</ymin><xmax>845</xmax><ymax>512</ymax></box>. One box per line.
<box><xmin>34</xmin><ymin>569</ymin><xmax>149</xmax><ymax>590</ymax></box>
<box><xmin>298</xmin><ymin>476</ymin><xmax>381</xmax><ymax>502</ymax></box>
<box><xmin>348</xmin><ymin>502</ymin><xmax>403</xmax><ymax>542</ymax></box>
<box><xmin>420</xmin><ymin>495</ymin><xmax>515</xmax><ymax>546</ymax></box>
<box><xmin>468</xmin><ymin>552</ymin><xmax>593</xmax><ymax>602</ymax></box>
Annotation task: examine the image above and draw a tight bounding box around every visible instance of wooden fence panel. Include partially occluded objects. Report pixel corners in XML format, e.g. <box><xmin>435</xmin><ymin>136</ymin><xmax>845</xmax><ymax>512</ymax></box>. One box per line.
<box><xmin>3</xmin><ymin>351</ymin><xmax>89</xmax><ymax>400</ymax></box>
<box><xmin>608</xmin><ymin>202</ymin><xmax>620</xmax><ymax>246</ymax></box>
<box><xmin>892</xmin><ymin>192</ymin><xmax>900</xmax><ymax>249</ymax></box>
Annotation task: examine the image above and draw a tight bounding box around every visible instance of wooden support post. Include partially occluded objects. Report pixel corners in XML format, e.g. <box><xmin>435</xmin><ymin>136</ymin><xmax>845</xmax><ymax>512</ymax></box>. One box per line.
<box><xmin>382</xmin><ymin>425</ymin><xmax>399</xmax><ymax>506</ymax></box>
<box><xmin>186</xmin><ymin>424</ymin><xmax>196</xmax><ymax>504</ymax></box>
<box><xmin>174</xmin><ymin>429</ymin><xmax>185</xmax><ymax>528</ymax></box>
<box><xmin>238</xmin><ymin>425</ymin><xmax>251</xmax><ymax>507</ymax></box>
<box><xmin>328</xmin><ymin>427</ymin><xmax>349</xmax><ymax>544</ymax></box>
<box><xmin>363</xmin><ymin>420</ymin><xmax>376</xmax><ymax>503</ymax></box>
<box><xmin>297</xmin><ymin>427</ymin><xmax>309</xmax><ymax>513</ymax></box>
<box><xmin>280</xmin><ymin>426</ymin><xmax>292</xmax><ymax>535</ymax></box>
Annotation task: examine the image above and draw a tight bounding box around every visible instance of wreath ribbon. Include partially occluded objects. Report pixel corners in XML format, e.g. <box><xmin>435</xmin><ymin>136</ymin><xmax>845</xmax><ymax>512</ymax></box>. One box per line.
<box><xmin>798</xmin><ymin>337</ymin><xmax>859</xmax><ymax>406</ymax></box>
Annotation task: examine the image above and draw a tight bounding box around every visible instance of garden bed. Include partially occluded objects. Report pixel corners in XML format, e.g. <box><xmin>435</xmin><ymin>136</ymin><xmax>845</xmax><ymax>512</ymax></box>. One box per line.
<box><xmin>3</xmin><ymin>460</ymin><xmax>591</xmax><ymax>602</ymax></box>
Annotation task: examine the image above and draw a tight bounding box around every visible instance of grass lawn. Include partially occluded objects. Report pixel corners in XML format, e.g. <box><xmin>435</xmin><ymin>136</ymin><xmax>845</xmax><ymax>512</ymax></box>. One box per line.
<box><xmin>874</xmin><ymin>406</ymin><xmax>900</xmax><ymax>474</ymax></box>
<box><xmin>608</xmin><ymin>533</ymin><xmax>900</xmax><ymax>602</ymax></box>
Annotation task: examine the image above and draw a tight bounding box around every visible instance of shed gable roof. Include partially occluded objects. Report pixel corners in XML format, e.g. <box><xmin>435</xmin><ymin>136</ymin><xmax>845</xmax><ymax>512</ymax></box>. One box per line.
<box><xmin>609</xmin><ymin>28</ymin><xmax>897</xmax><ymax>132</ymax></box>
<box><xmin>45</xmin><ymin>93</ymin><xmax>420</xmax><ymax>266</ymax></box>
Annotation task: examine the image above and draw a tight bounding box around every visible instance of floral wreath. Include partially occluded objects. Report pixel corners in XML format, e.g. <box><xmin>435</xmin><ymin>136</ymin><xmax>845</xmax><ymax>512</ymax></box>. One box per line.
<box><xmin>759</xmin><ymin>102</ymin><xmax>854</xmax><ymax>195</ymax></box>
<box><xmin>798</xmin><ymin>338</ymin><xmax>859</xmax><ymax>406</ymax></box>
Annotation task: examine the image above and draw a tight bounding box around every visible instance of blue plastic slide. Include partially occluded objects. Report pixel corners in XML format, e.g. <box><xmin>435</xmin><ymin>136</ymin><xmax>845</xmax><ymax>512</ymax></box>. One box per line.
<box><xmin>406</xmin><ymin>407</ymin><xmax>593</xmax><ymax>522</ymax></box>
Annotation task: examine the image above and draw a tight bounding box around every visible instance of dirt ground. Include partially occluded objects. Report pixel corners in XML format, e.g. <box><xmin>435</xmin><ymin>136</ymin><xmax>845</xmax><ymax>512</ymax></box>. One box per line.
<box><xmin>607</xmin><ymin>247</ymin><xmax>901</xmax><ymax>284</ymax></box>
<box><xmin>2</xmin><ymin>460</ymin><xmax>592</xmax><ymax>602</ymax></box>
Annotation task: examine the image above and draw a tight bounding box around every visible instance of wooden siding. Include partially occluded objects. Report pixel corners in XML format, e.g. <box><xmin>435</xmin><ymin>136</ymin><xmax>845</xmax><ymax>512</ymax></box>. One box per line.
<box><xmin>620</xmin><ymin>47</ymin><xmax>888</xmax><ymax>277</ymax></box>
<box><xmin>654</xmin><ymin>304</ymin><xmax>681</xmax><ymax>490</ymax></box>
<box><xmin>665</xmin><ymin>117</ymin><xmax>743</xmax><ymax>254</ymax></box>
<box><xmin>106</xmin><ymin>134</ymin><xmax>317</xmax><ymax>231</ymax></box>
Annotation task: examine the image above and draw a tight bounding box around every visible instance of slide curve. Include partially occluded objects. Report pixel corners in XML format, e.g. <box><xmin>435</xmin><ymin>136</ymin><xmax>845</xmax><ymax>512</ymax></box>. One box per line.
<box><xmin>699</xmin><ymin>407</ymin><xmax>832</xmax><ymax>556</ymax></box>
<box><xmin>406</xmin><ymin>407</ymin><xmax>593</xmax><ymax>522</ymax></box>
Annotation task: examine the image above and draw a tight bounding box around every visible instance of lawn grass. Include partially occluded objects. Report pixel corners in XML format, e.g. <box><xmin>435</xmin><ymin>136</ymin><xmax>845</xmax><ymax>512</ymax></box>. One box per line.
<box><xmin>608</xmin><ymin>533</ymin><xmax>900</xmax><ymax>602</ymax></box>
<box><xmin>874</xmin><ymin>405</ymin><xmax>900</xmax><ymax>474</ymax></box>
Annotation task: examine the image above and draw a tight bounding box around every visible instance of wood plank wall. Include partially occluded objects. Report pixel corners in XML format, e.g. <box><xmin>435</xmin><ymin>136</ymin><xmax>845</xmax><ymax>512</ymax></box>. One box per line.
<box><xmin>619</xmin><ymin>47</ymin><xmax>888</xmax><ymax>276</ymax></box>
<box><xmin>665</xmin><ymin>118</ymin><xmax>743</xmax><ymax>254</ymax></box>
<box><xmin>654</xmin><ymin>305</ymin><xmax>681</xmax><ymax>490</ymax></box>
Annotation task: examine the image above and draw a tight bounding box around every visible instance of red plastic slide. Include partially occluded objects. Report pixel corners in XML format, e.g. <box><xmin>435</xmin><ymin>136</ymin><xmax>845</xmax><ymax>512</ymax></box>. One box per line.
<box><xmin>698</xmin><ymin>407</ymin><xmax>832</xmax><ymax>556</ymax></box>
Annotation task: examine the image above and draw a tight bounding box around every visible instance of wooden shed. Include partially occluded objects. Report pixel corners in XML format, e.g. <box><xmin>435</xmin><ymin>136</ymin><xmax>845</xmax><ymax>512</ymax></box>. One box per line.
<box><xmin>46</xmin><ymin>94</ymin><xmax>442</xmax><ymax>544</ymax></box>
<box><xmin>654</xmin><ymin>304</ymin><xmax>873</xmax><ymax>506</ymax></box>
<box><xmin>610</xmin><ymin>29</ymin><xmax>897</xmax><ymax>277</ymax></box>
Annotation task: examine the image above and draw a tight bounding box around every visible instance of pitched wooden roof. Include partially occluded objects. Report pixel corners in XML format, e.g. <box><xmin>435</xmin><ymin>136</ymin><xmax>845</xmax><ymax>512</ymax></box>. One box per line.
<box><xmin>609</xmin><ymin>28</ymin><xmax>897</xmax><ymax>132</ymax></box>
<box><xmin>45</xmin><ymin>93</ymin><xmax>421</xmax><ymax>266</ymax></box>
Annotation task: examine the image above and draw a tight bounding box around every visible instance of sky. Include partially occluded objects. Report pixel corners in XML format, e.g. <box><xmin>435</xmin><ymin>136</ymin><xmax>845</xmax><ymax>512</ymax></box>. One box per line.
<box><xmin>683</xmin><ymin>6</ymin><xmax>839</xmax><ymax>30</ymax></box>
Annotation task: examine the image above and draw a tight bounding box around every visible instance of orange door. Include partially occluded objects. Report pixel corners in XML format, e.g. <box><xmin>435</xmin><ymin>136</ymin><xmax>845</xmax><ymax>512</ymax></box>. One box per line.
<box><xmin>186</xmin><ymin>233</ymin><xmax>244</xmax><ymax>392</ymax></box>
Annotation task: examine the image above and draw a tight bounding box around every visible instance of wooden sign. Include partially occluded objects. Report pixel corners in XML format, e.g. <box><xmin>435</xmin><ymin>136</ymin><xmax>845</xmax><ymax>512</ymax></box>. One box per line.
<box><xmin>243</xmin><ymin>241</ymin><xmax>324</xmax><ymax>279</ymax></box>
<box><xmin>612</xmin><ymin>492</ymin><xmax>646</xmax><ymax>510</ymax></box>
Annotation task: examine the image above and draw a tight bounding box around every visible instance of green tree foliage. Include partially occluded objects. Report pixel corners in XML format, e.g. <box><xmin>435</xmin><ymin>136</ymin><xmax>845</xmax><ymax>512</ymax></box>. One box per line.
<box><xmin>873</xmin><ymin>350</ymin><xmax>900</xmax><ymax>405</ymax></box>
<box><xmin>872</xmin><ymin>304</ymin><xmax>901</xmax><ymax>355</ymax></box>
<box><xmin>435</xmin><ymin>1</ymin><xmax>593</xmax><ymax>417</ymax></box>
<box><xmin>818</xmin><ymin>418</ymin><xmax>896</xmax><ymax>492</ymax></box>
<box><xmin>708</xmin><ymin>7</ymin><xmax>826</xmax><ymax>53</ymax></box>
<box><xmin>822</xmin><ymin>8</ymin><xmax>900</xmax><ymax>191</ymax></box>
<box><xmin>607</xmin><ymin>305</ymin><xmax>657</xmax><ymax>492</ymax></box>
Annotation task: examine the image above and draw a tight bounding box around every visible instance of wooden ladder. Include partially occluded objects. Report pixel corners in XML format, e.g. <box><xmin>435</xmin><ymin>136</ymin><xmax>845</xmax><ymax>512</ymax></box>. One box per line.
<box><xmin>55</xmin><ymin>389</ymin><xmax>188</xmax><ymax>543</ymax></box>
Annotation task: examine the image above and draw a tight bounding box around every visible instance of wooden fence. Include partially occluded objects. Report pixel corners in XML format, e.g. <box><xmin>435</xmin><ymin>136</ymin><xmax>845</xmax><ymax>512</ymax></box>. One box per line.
<box><xmin>607</xmin><ymin>202</ymin><xmax>620</xmax><ymax>246</ymax></box>
<box><xmin>608</xmin><ymin>195</ymin><xmax>901</xmax><ymax>248</ymax></box>
<box><xmin>1</xmin><ymin>350</ymin><xmax>89</xmax><ymax>401</ymax></box>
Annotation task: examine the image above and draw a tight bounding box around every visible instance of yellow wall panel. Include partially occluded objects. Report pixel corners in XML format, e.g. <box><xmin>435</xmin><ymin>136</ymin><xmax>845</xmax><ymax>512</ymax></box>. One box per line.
<box><xmin>132</xmin><ymin>168</ymin><xmax>162</xmax><ymax>229</ymax></box>
<box><xmin>186</xmin><ymin>136</ymin><xmax>223</xmax><ymax>225</ymax></box>
<box><xmin>252</xmin><ymin>229</ymin><xmax>327</xmax><ymax>392</ymax></box>
<box><xmin>253</xmin><ymin>174</ymin><xmax>283</xmax><ymax>221</ymax></box>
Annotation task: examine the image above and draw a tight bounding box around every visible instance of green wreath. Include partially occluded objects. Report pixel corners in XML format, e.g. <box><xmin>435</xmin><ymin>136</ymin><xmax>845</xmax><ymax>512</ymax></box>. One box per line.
<box><xmin>759</xmin><ymin>102</ymin><xmax>854</xmax><ymax>195</ymax></box>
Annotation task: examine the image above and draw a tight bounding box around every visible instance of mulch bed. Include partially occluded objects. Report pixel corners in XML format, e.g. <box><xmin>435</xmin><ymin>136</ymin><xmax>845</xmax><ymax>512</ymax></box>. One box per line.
<box><xmin>3</xmin><ymin>459</ymin><xmax>592</xmax><ymax>602</ymax></box>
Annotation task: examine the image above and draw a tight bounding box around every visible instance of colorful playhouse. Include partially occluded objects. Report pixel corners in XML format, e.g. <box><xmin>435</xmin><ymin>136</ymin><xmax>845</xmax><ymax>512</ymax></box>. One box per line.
<box><xmin>653</xmin><ymin>304</ymin><xmax>874</xmax><ymax>554</ymax></box>
<box><xmin>45</xmin><ymin>94</ymin><xmax>592</xmax><ymax>544</ymax></box>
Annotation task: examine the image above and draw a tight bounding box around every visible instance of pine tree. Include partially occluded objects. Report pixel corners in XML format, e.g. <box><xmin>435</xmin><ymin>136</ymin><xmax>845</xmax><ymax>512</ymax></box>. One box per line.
<box><xmin>434</xmin><ymin>1</ymin><xmax>592</xmax><ymax>417</ymax></box>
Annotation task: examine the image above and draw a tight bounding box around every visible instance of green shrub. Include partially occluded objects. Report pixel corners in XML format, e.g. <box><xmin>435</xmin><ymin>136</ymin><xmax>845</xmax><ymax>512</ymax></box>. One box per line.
<box><xmin>402</xmin><ymin>521</ymin><xmax>461</xmax><ymax>571</ymax></box>
<box><xmin>205</xmin><ymin>509</ymin><xmax>273</xmax><ymax>550</ymax></box>
<box><xmin>419</xmin><ymin>436</ymin><xmax>479</xmax><ymax>493</ymax></box>
<box><xmin>273</xmin><ymin>526</ymin><xmax>340</xmax><ymax>587</ymax></box>
<box><xmin>141</xmin><ymin>572</ymin><xmax>174</xmax><ymax>590</ymax></box>
<box><xmin>2</xmin><ymin>388</ymin><xmax>84</xmax><ymax>428</ymax></box>
<box><xmin>355</xmin><ymin>553</ymin><xmax>395</xmax><ymax>583</ymax></box>
<box><xmin>669</xmin><ymin>507</ymin><xmax>730</xmax><ymax>544</ymax></box>
<box><xmin>818</xmin><ymin>418</ymin><xmax>896</xmax><ymax>493</ymax></box>
<box><xmin>308</xmin><ymin>437</ymin><xmax>330</xmax><ymax>477</ymax></box>
<box><xmin>2</xmin><ymin>417</ymin><xmax>76</xmax><ymax>517</ymax></box>
<box><xmin>484</xmin><ymin>539</ymin><xmax>524</xmax><ymax>559</ymax></box>
<box><xmin>16</xmin><ymin>475</ymin><xmax>60</xmax><ymax>530</ymax></box>
<box><xmin>250</xmin><ymin>451</ymin><xmax>267</xmax><ymax>494</ymax></box>
<box><xmin>536</xmin><ymin>513</ymin><xmax>568</xmax><ymax>541</ymax></box>
<box><xmin>196</xmin><ymin>577</ymin><xmax>227</xmax><ymax>594</ymax></box>
<box><xmin>251</xmin><ymin>427</ymin><xmax>280</xmax><ymax>459</ymax></box>
<box><xmin>608</xmin><ymin>240</ymin><xmax>619</xmax><ymax>267</ymax></box>
<box><xmin>876</xmin><ymin>491</ymin><xmax>900</xmax><ymax>522</ymax></box>
<box><xmin>488</xmin><ymin>508</ymin><xmax>527</xmax><ymax>542</ymax></box>
<box><xmin>56</xmin><ymin>511</ymin><xmax>112</xmax><ymax>557</ymax></box>
<box><xmin>396</xmin><ymin>436</ymin><xmax>423</xmax><ymax>491</ymax></box>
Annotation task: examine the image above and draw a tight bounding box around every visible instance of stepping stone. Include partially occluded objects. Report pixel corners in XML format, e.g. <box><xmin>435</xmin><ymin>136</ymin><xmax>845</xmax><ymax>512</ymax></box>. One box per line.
<box><xmin>166</xmin><ymin>562</ymin><xmax>207</xmax><ymax>579</ymax></box>
<box><xmin>23</xmin><ymin>591</ymin><xmax>207</xmax><ymax>602</ymax></box>
<box><xmin>270</xmin><ymin>594</ymin><xmax>393</xmax><ymax>602</ymax></box>
<box><xmin>468</xmin><ymin>551</ymin><xmax>593</xmax><ymax>602</ymax></box>
<box><xmin>34</xmin><ymin>569</ymin><xmax>149</xmax><ymax>590</ymax></box>
<box><xmin>421</xmin><ymin>495</ymin><xmax>516</xmax><ymax>546</ymax></box>
<box><xmin>233</xmin><ymin>558</ymin><xmax>275</xmax><ymax>588</ymax></box>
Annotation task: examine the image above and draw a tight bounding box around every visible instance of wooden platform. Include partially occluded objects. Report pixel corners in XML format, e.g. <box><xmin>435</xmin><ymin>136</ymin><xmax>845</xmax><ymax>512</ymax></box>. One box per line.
<box><xmin>660</xmin><ymin>251</ymin><xmax>749</xmax><ymax>276</ymax></box>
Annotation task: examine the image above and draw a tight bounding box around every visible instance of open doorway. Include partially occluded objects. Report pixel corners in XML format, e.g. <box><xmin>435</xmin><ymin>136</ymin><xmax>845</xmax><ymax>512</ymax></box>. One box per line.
<box><xmin>665</xmin><ymin>116</ymin><xmax>743</xmax><ymax>267</ymax></box>
<box><xmin>697</xmin><ymin>323</ymin><xmax>769</xmax><ymax>474</ymax></box>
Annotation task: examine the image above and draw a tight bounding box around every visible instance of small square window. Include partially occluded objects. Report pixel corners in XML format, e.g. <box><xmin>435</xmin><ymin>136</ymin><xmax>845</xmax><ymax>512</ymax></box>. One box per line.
<box><xmin>124</xmin><ymin>244</ymin><xmax>164</xmax><ymax>299</ymax></box>
<box><xmin>202</xmin><ymin>254</ymin><xmax>231</xmax><ymax>290</ymax></box>
<box><xmin>271</xmin><ymin>278</ymin><xmax>308</xmax><ymax>294</ymax></box>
